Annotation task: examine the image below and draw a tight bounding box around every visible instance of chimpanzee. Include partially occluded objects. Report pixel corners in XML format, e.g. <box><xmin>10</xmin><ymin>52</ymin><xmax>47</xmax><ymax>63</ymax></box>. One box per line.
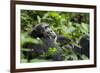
<box><xmin>22</xmin><ymin>23</ymin><xmax>70</xmax><ymax>62</ymax></box>
<box><xmin>63</xmin><ymin>35</ymin><xmax>89</xmax><ymax>60</ymax></box>
<box><xmin>79</xmin><ymin>35</ymin><xmax>89</xmax><ymax>58</ymax></box>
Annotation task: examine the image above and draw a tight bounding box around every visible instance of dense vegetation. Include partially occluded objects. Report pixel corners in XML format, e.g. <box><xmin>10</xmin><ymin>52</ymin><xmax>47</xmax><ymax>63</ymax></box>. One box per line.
<box><xmin>21</xmin><ymin>10</ymin><xmax>90</xmax><ymax>63</ymax></box>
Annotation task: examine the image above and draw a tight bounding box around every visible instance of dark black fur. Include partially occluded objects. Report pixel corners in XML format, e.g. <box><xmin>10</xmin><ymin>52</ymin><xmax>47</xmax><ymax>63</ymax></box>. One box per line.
<box><xmin>79</xmin><ymin>36</ymin><xmax>89</xmax><ymax>58</ymax></box>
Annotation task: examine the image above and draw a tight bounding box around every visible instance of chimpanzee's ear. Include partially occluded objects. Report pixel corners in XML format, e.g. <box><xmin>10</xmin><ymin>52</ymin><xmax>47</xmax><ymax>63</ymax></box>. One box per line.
<box><xmin>28</xmin><ymin>24</ymin><xmax>44</xmax><ymax>38</ymax></box>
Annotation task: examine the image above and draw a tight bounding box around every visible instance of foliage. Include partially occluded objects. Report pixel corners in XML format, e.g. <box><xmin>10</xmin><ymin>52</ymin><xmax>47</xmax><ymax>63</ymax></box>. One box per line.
<box><xmin>39</xmin><ymin>47</ymin><xmax>58</xmax><ymax>59</ymax></box>
<box><xmin>21</xmin><ymin>10</ymin><xmax>90</xmax><ymax>62</ymax></box>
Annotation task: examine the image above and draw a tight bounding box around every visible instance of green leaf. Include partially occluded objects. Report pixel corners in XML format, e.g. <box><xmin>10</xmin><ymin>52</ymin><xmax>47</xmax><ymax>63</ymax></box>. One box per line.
<box><xmin>37</xmin><ymin>16</ymin><xmax>41</xmax><ymax>23</ymax></box>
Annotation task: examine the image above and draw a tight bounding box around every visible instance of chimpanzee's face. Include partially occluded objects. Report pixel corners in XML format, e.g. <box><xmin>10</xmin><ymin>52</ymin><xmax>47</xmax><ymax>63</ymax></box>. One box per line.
<box><xmin>29</xmin><ymin>23</ymin><xmax>57</xmax><ymax>41</ymax></box>
<box><xmin>40</xmin><ymin>23</ymin><xmax>57</xmax><ymax>39</ymax></box>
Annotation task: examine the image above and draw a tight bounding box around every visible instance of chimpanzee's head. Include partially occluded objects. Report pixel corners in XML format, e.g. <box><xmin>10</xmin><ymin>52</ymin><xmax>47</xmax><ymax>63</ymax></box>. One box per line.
<box><xmin>29</xmin><ymin>23</ymin><xmax>57</xmax><ymax>40</ymax></box>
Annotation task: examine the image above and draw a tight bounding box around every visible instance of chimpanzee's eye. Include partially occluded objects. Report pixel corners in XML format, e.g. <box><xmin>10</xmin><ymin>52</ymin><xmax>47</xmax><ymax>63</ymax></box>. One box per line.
<box><xmin>45</xmin><ymin>26</ymin><xmax>49</xmax><ymax>29</ymax></box>
<box><xmin>50</xmin><ymin>30</ymin><xmax>52</xmax><ymax>33</ymax></box>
